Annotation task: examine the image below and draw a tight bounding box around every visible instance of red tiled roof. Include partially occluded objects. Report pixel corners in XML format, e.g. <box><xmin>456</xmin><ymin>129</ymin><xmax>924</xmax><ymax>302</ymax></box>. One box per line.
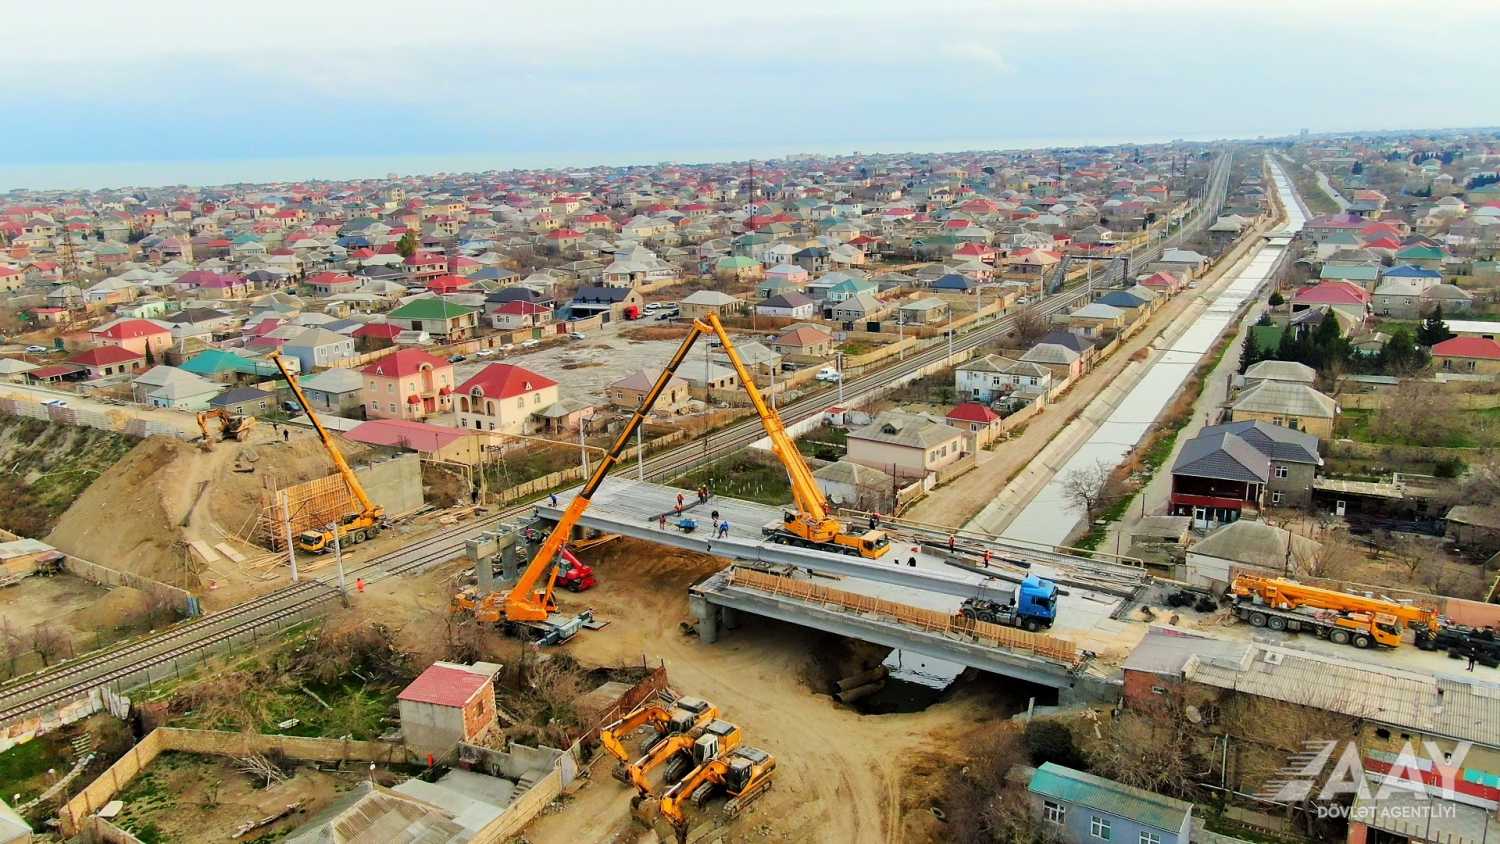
<box><xmin>93</xmin><ymin>319</ymin><xmax>169</xmax><ymax>339</ymax></box>
<box><xmin>456</xmin><ymin>363</ymin><xmax>557</xmax><ymax>399</ymax></box>
<box><xmin>68</xmin><ymin>346</ymin><xmax>142</xmax><ymax>366</ymax></box>
<box><xmin>353</xmin><ymin>323</ymin><xmax>402</xmax><ymax>339</ymax></box>
<box><xmin>1433</xmin><ymin>337</ymin><xmax>1500</xmax><ymax>360</ymax></box>
<box><xmin>1293</xmin><ymin>280</ymin><xmax>1370</xmax><ymax>305</ymax></box>
<box><xmin>947</xmin><ymin>402</ymin><xmax>1000</xmax><ymax>423</ymax></box>
<box><xmin>545</xmin><ymin>228</ymin><xmax>583</xmax><ymax>239</ymax></box>
<box><xmin>396</xmin><ymin>663</ymin><xmax>490</xmax><ymax>707</ymax></box>
<box><xmin>362</xmin><ymin>348</ymin><xmax>452</xmax><ymax>378</ymax></box>
<box><xmin>29</xmin><ymin>363</ymin><xmax>82</xmax><ymax>379</ymax></box>
<box><xmin>309</xmin><ymin>271</ymin><xmax>357</xmax><ymax>286</ymax></box>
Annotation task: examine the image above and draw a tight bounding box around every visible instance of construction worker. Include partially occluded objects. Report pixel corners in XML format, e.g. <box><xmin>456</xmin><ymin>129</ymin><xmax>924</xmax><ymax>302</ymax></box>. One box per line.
<box><xmin>983</xmin><ymin>549</ymin><xmax>992</xmax><ymax>568</ymax></box>
<box><xmin>948</xmin><ymin>534</ymin><xmax>956</xmax><ymax>553</ymax></box>
<box><xmin>355</xmin><ymin>578</ymin><xmax>365</xmax><ymax>593</ymax></box>
<box><xmin>659</xmin><ymin>513</ymin><xmax>668</xmax><ymax>530</ymax></box>
<box><xmin>549</xmin><ymin>493</ymin><xmax>558</xmax><ymax>508</ymax></box>
<box><xmin>677</xmin><ymin>492</ymin><xmax>685</xmax><ymax>510</ymax></box>
<box><xmin>283</xmin><ymin>428</ymin><xmax>290</xmax><ymax>443</ymax></box>
<box><xmin>711</xmin><ymin>515</ymin><xmax>720</xmax><ymax>532</ymax></box>
<box><xmin>718</xmin><ymin>520</ymin><xmax>730</xmax><ymax>539</ymax></box>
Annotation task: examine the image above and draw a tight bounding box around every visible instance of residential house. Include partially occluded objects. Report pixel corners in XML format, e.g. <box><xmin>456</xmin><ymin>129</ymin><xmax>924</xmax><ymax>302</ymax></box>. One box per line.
<box><xmin>490</xmin><ymin>300</ymin><xmax>553</xmax><ymax>332</ymax></box>
<box><xmin>1151</xmin><ymin>248</ymin><xmax>1209</xmax><ymax>278</ymax></box>
<box><xmin>1432</xmin><ymin>337</ymin><xmax>1500</xmax><ymax>376</ymax></box>
<box><xmin>281</xmin><ymin>327</ymin><xmax>356</xmax><ymax>372</ymax></box>
<box><xmin>956</xmin><ymin>354</ymin><xmax>1052</xmax><ymax>401</ymax></box>
<box><xmin>130</xmin><ymin>365</ymin><xmax>219</xmax><ymax>408</ymax></box>
<box><xmin>403</xmin><ymin>251</ymin><xmax>447</xmax><ymax>283</ymax></box>
<box><xmin>66</xmin><ymin>346</ymin><xmax>143</xmax><ymax>379</ymax></box>
<box><xmin>680</xmin><ymin>362</ymin><xmax>739</xmax><ymax>396</ymax></box>
<box><xmin>758</xmin><ymin>292</ymin><xmax>817</xmax><ymax>320</ymax></box>
<box><xmin>710</xmin><ymin>339</ymin><xmax>782</xmax><ymax>376</ymax></box>
<box><xmin>830</xmin><ymin>293</ymin><xmax>885</xmax><ymax>324</ymax></box>
<box><xmin>387</xmin><ymin>298</ymin><xmax>480</xmax><ymax>341</ymax></box>
<box><xmin>89</xmin><ymin>318</ymin><xmax>172</xmax><ymax>356</ymax></box>
<box><xmin>1372</xmin><ymin>277</ymin><xmax>1431</xmax><ymax>319</ymax></box>
<box><xmin>1291</xmin><ymin>280</ymin><xmax>1370</xmax><ymax>324</ymax></box>
<box><xmin>361</xmin><ymin>348</ymin><xmax>455</xmax><ymax>420</ymax></box>
<box><xmin>813</xmin><ymin>460</ymin><xmax>892</xmax><ymax>509</ymax></box>
<box><xmin>209</xmin><ymin>386</ymin><xmax>277</xmax><ymax>416</ymax></box>
<box><xmin>1242</xmin><ymin>359</ymin><xmax>1316</xmax><ymax>387</ymax></box>
<box><xmin>680</xmin><ymin>290</ymin><xmax>744</xmax><ymax>320</ymax></box>
<box><xmin>1168</xmin><ymin>424</ymin><xmax>1270</xmax><ymax>526</ymax></box>
<box><xmin>606</xmin><ymin>369</ymin><xmax>691</xmax><ymax>411</ymax></box>
<box><xmin>945</xmin><ymin>402</ymin><xmax>1004</xmax><ymax>447</ymax></box>
<box><xmin>1028</xmin><ymin>763</ymin><xmax>1193</xmax><ymax>844</ymax></box>
<box><xmin>770</xmin><ymin>324</ymin><xmax>835</xmax><ymax>360</ymax></box>
<box><xmin>298</xmin><ymin>368</ymin><xmax>366</xmax><ymax>417</ymax></box>
<box><xmin>1020</xmin><ymin>332</ymin><xmax>1094</xmax><ymax>382</ymax></box>
<box><xmin>569</xmin><ymin>285</ymin><xmax>643</xmax><ymax>322</ymax></box>
<box><xmin>898</xmin><ymin>297</ymin><xmax>950</xmax><ymax>325</ymax></box>
<box><xmin>1066</xmin><ymin>302</ymin><xmax>1126</xmax><ymax>336</ymax></box>
<box><xmin>847</xmin><ymin>410</ymin><xmax>966</xmax><ymax>479</ymax></box>
<box><xmin>1229</xmin><ymin>380</ymin><xmax>1338</xmax><ymax>441</ymax></box>
<box><xmin>454</xmin><ymin>364</ymin><xmax>559</xmax><ymax>434</ymax></box>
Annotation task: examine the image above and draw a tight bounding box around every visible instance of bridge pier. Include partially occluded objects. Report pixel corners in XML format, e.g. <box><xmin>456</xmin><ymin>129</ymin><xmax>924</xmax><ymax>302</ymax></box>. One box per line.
<box><xmin>690</xmin><ymin>594</ymin><xmax>720</xmax><ymax>644</ymax></box>
<box><xmin>721</xmin><ymin>606</ymin><xmax>740</xmax><ymax>631</ymax></box>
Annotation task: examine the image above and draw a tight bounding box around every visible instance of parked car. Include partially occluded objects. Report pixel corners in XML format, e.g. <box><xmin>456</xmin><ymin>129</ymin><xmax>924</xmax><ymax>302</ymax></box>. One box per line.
<box><xmin>816</xmin><ymin>367</ymin><xmax>841</xmax><ymax>382</ymax></box>
<box><xmin>569</xmin><ymin>332</ymin><xmax>587</xmax><ymax>340</ymax></box>
<box><xmin>449</xmin><ymin>354</ymin><xmax>468</xmax><ymax>363</ymax></box>
<box><xmin>42</xmin><ymin>399</ymin><xmax>68</xmax><ymax>407</ymax></box>
<box><xmin>644</xmin><ymin>302</ymin><xmax>661</xmax><ymax>311</ymax></box>
<box><xmin>25</xmin><ymin>345</ymin><xmax>47</xmax><ymax>353</ymax></box>
<box><xmin>476</xmin><ymin>349</ymin><xmax>496</xmax><ymax>357</ymax></box>
<box><xmin>521</xmin><ymin>339</ymin><xmax>541</xmax><ymax>349</ymax></box>
<box><xmin>499</xmin><ymin>343</ymin><xmax>515</xmax><ymax>353</ymax></box>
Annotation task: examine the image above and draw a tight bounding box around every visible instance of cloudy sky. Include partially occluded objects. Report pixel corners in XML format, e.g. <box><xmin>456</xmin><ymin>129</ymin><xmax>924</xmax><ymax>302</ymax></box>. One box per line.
<box><xmin>3</xmin><ymin>0</ymin><xmax>1498</xmax><ymax>184</ymax></box>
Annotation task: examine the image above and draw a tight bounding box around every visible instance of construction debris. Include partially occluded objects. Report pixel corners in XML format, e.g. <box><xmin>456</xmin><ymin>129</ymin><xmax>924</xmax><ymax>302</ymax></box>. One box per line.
<box><xmin>230</xmin><ymin>800</ymin><xmax>304</xmax><ymax>838</ymax></box>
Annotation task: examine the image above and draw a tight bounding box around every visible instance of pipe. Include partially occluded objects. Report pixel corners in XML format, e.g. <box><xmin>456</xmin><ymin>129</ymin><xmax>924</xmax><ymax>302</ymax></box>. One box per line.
<box><xmin>834</xmin><ymin>681</ymin><xmax>885</xmax><ymax>704</ymax></box>
<box><xmin>835</xmin><ymin>665</ymin><xmax>890</xmax><ymax>692</ymax></box>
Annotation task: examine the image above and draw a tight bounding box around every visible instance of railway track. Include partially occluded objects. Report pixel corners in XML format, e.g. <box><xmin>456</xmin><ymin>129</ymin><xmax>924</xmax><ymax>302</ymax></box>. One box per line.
<box><xmin>0</xmin><ymin>157</ymin><xmax>1230</xmax><ymax>724</ymax></box>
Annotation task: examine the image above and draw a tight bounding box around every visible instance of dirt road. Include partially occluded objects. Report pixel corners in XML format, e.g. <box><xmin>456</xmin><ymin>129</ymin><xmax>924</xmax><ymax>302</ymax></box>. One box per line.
<box><xmin>518</xmin><ymin>539</ymin><xmax>1009</xmax><ymax>844</ymax></box>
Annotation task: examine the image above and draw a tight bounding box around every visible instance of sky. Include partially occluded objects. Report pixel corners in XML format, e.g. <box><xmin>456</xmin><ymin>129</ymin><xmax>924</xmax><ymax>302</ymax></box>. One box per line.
<box><xmin>3</xmin><ymin>0</ymin><xmax>1499</xmax><ymax>188</ymax></box>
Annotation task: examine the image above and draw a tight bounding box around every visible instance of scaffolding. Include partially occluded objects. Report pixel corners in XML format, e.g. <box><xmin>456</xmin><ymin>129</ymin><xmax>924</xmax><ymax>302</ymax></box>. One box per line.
<box><xmin>255</xmin><ymin>472</ymin><xmax>357</xmax><ymax>551</ymax></box>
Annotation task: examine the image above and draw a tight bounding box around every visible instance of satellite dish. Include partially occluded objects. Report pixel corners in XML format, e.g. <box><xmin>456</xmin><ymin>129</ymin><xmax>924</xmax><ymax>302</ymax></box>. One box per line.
<box><xmin>1185</xmin><ymin>705</ymin><xmax>1203</xmax><ymax>724</ymax></box>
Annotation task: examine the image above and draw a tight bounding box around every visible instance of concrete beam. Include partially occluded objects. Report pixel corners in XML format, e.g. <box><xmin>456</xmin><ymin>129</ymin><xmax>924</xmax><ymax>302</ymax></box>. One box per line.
<box><xmin>693</xmin><ymin>575</ymin><xmax>1078</xmax><ymax>689</ymax></box>
<box><xmin>535</xmin><ymin>502</ymin><xmax>1002</xmax><ymax>601</ymax></box>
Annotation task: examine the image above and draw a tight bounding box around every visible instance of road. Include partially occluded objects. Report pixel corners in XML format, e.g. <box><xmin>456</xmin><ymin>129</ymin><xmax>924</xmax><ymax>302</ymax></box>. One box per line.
<box><xmin>1315</xmin><ymin>169</ymin><xmax>1350</xmax><ymax>212</ymax></box>
<box><xmin>990</xmin><ymin>158</ymin><xmax>1305</xmax><ymax>548</ymax></box>
<box><xmin>0</xmin><ymin>155</ymin><xmax>1231</xmax><ymax>725</ymax></box>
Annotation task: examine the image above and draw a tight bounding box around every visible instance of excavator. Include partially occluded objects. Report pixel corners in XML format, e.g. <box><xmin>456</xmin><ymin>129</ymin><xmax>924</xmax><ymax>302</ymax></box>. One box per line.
<box><xmin>195</xmin><ymin>408</ymin><xmax>256</xmax><ymax>449</ymax></box>
<box><xmin>658</xmin><ymin>745</ymin><xmax>776</xmax><ymax>843</ymax></box>
<box><xmin>1229</xmin><ymin>575</ymin><xmax>1441</xmax><ymax>650</ymax></box>
<box><xmin>617</xmin><ymin>718</ymin><xmax>743</xmax><ymax>800</ymax></box>
<box><xmin>270</xmin><ymin>353</ymin><xmax>386</xmax><ymax>553</ymax></box>
<box><xmin>599</xmin><ymin>697</ymin><xmax>719</xmax><ymax>773</ymax></box>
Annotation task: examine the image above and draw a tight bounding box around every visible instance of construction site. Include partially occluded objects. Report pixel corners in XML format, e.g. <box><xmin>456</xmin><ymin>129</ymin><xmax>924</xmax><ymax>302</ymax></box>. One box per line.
<box><xmin>7</xmin><ymin>162</ymin><xmax>1500</xmax><ymax>844</ymax></box>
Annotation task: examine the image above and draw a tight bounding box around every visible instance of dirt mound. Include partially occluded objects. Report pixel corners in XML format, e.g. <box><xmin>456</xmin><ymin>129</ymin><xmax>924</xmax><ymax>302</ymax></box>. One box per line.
<box><xmin>47</xmin><ymin>436</ymin><xmax>201</xmax><ymax>589</ymax></box>
<box><xmin>72</xmin><ymin>585</ymin><xmax>153</xmax><ymax>631</ymax></box>
<box><xmin>205</xmin><ymin>430</ymin><xmax>373</xmax><ymax>537</ymax></box>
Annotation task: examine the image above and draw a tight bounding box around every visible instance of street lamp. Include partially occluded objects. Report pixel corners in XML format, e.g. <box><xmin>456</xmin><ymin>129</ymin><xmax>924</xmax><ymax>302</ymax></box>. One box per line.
<box><xmin>836</xmin><ymin>351</ymin><xmax>844</xmax><ymax>403</ymax></box>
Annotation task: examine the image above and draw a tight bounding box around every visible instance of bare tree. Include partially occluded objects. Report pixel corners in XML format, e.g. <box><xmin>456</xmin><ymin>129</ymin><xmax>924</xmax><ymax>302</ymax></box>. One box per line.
<box><xmin>30</xmin><ymin>624</ymin><xmax>69</xmax><ymax>667</ymax></box>
<box><xmin>1089</xmin><ymin>686</ymin><xmax>1219</xmax><ymax>800</ymax></box>
<box><xmin>1062</xmin><ymin>460</ymin><xmax>1114</xmax><ymax>520</ymax></box>
<box><xmin>1294</xmin><ymin>528</ymin><xmax>1356</xmax><ymax>580</ymax></box>
<box><xmin>1389</xmin><ymin>534</ymin><xmax>1427</xmax><ymax>580</ymax></box>
<box><xmin>1010</xmin><ymin>305</ymin><xmax>1048</xmax><ymax>349</ymax></box>
<box><xmin>0</xmin><ymin>617</ymin><xmax>24</xmax><ymax>677</ymax></box>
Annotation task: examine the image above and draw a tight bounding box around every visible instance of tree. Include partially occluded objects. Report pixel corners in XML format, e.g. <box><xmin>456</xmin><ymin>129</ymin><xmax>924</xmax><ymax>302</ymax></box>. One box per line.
<box><xmin>1351</xmin><ymin>161</ymin><xmax>1364</xmax><ymax>175</ymax></box>
<box><xmin>1294</xmin><ymin>528</ymin><xmax>1358</xmax><ymax>579</ymax></box>
<box><xmin>30</xmin><ymin>624</ymin><xmax>69</xmax><ymax>666</ymax></box>
<box><xmin>1010</xmin><ymin>305</ymin><xmax>1048</xmax><ymax>349</ymax></box>
<box><xmin>1061</xmin><ymin>460</ymin><xmax>1113</xmax><ymax>520</ymax></box>
<box><xmin>1237</xmin><ymin>334</ymin><xmax>1263</xmax><ymax>374</ymax></box>
<box><xmin>144</xmin><ymin>343</ymin><xmax>156</xmax><ymax>366</ymax></box>
<box><xmin>1417</xmin><ymin>304</ymin><xmax>1454</xmax><ymax>347</ymax></box>
<box><xmin>1379</xmin><ymin>327</ymin><xmax>1426</xmax><ymax>376</ymax></box>
<box><xmin>1267</xmin><ymin>291</ymin><xmax>1284</xmax><ymax>307</ymax></box>
<box><xmin>396</xmin><ymin>230</ymin><xmax>418</xmax><ymax>259</ymax></box>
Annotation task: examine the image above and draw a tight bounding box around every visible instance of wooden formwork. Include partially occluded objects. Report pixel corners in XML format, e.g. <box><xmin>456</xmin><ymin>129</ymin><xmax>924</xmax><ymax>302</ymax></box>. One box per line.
<box><xmin>256</xmin><ymin>472</ymin><xmax>356</xmax><ymax>551</ymax></box>
<box><xmin>728</xmin><ymin>568</ymin><xmax>1080</xmax><ymax>666</ymax></box>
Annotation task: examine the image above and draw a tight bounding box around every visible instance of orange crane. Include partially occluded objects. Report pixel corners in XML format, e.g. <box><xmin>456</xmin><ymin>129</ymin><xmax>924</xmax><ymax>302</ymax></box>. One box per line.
<box><xmin>270</xmin><ymin>353</ymin><xmax>385</xmax><ymax>552</ymax></box>
<box><xmin>658</xmin><ymin>745</ymin><xmax>776</xmax><ymax>843</ymax></box>
<box><xmin>1229</xmin><ymin>575</ymin><xmax>1440</xmax><ymax>650</ymax></box>
<box><xmin>708</xmin><ymin>315</ymin><xmax>890</xmax><ymax>558</ymax></box>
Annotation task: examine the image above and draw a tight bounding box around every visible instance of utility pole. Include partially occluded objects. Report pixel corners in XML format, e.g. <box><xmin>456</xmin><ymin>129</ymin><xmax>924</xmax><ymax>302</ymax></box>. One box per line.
<box><xmin>636</xmin><ymin>419</ymin><xmax>645</xmax><ymax>482</ymax></box>
<box><xmin>330</xmin><ymin>520</ymin><xmax>345</xmax><ymax>594</ymax></box>
<box><xmin>897</xmin><ymin>312</ymin><xmax>905</xmax><ymax>361</ymax></box>
<box><xmin>578</xmin><ymin>417</ymin><xmax>589</xmax><ymax>475</ymax></box>
<box><xmin>836</xmin><ymin>351</ymin><xmax>844</xmax><ymax>403</ymax></box>
<box><xmin>280</xmin><ymin>489</ymin><xmax>298</xmax><ymax>583</ymax></box>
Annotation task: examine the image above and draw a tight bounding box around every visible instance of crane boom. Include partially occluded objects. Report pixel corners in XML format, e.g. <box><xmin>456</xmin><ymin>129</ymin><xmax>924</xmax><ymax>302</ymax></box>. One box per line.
<box><xmin>1232</xmin><ymin>576</ymin><xmax>1438</xmax><ymax>632</ymax></box>
<box><xmin>270</xmin><ymin>352</ymin><xmax>379</xmax><ymax>515</ymax></box>
<box><xmin>502</xmin><ymin>319</ymin><xmax>719</xmax><ymax>622</ymax></box>
<box><xmin>701</xmin><ymin>314</ymin><xmax>827</xmax><ymax>522</ymax></box>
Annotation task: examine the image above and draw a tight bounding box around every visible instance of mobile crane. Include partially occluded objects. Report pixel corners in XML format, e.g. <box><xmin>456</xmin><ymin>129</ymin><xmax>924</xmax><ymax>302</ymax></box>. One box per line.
<box><xmin>658</xmin><ymin>745</ymin><xmax>776</xmax><ymax>843</ymax></box>
<box><xmin>270</xmin><ymin>353</ymin><xmax>386</xmax><ymax>553</ymax></box>
<box><xmin>707</xmin><ymin>315</ymin><xmax>890</xmax><ymax>559</ymax></box>
<box><xmin>1228</xmin><ymin>575</ymin><xmax>1441</xmax><ymax>650</ymax></box>
<box><xmin>455</xmin><ymin>314</ymin><xmax>887</xmax><ymax>635</ymax></box>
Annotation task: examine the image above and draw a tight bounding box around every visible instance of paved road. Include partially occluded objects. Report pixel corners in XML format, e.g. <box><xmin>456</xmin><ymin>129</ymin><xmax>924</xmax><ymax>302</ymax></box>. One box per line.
<box><xmin>1315</xmin><ymin>169</ymin><xmax>1350</xmax><ymax>212</ymax></box>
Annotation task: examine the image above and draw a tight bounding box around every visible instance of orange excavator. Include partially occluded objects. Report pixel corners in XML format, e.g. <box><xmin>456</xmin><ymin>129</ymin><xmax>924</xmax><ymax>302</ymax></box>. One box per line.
<box><xmin>658</xmin><ymin>745</ymin><xmax>777</xmax><ymax>843</ymax></box>
<box><xmin>195</xmin><ymin>408</ymin><xmax>255</xmax><ymax>449</ymax></box>
<box><xmin>618</xmin><ymin>719</ymin><xmax>743</xmax><ymax>800</ymax></box>
<box><xmin>599</xmin><ymin>698</ymin><xmax>719</xmax><ymax>792</ymax></box>
<box><xmin>1229</xmin><ymin>575</ymin><xmax>1441</xmax><ymax>650</ymax></box>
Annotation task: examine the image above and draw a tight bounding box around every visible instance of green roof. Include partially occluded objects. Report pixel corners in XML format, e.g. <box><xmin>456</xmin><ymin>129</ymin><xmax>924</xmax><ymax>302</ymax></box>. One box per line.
<box><xmin>182</xmin><ymin>349</ymin><xmax>253</xmax><ymax>375</ymax></box>
<box><xmin>388</xmin><ymin>298</ymin><xmax>477</xmax><ymax>320</ymax></box>
<box><xmin>1395</xmin><ymin>245</ymin><xmax>1443</xmax><ymax>259</ymax></box>
<box><xmin>1028</xmin><ymin>763</ymin><xmax>1190</xmax><ymax>833</ymax></box>
<box><xmin>1320</xmin><ymin>264</ymin><xmax>1379</xmax><ymax>281</ymax></box>
<box><xmin>716</xmin><ymin>256</ymin><xmax>757</xmax><ymax>269</ymax></box>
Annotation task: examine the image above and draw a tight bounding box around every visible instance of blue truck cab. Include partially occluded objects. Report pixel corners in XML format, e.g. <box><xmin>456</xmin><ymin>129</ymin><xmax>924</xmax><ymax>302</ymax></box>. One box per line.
<box><xmin>958</xmin><ymin>574</ymin><xmax>1059</xmax><ymax>632</ymax></box>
